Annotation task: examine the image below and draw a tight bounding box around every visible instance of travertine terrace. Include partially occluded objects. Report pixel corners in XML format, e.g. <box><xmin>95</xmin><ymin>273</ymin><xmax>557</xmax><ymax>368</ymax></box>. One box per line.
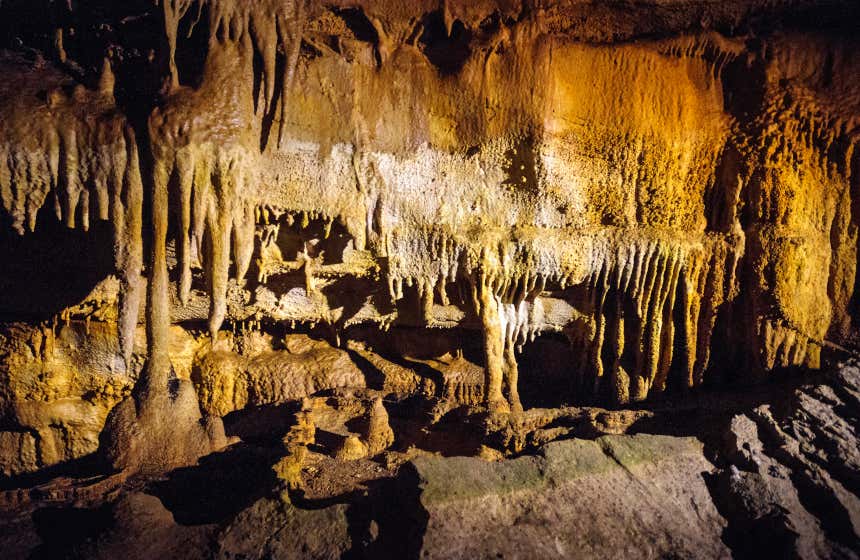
<box><xmin>0</xmin><ymin>1</ymin><xmax>858</xmax><ymax>558</ymax></box>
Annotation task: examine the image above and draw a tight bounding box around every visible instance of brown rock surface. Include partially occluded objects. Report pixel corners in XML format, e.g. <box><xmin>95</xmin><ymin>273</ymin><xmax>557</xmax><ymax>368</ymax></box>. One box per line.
<box><xmin>0</xmin><ymin>0</ymin><xmax>857</xmax><ymax>557</ymax></box>
<box><xmin>410</xmin><ymin>434</ymin><xmax>731</xmax><ymax>559</ymax></box>
<box><xmin>0</xmin><ymin>0</ymin><xmax>857</xmax><ymax>418</ymax></box>
<box><xmin>0</xmin><ymin>361</ymin><xmax>855</xmax><ymax>558</ymax></box>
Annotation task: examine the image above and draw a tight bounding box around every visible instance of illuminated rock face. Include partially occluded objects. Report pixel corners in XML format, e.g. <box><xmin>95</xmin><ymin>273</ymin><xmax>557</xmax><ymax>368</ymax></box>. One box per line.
<box><xmin>0</xmin><ymin>0</ymin><xmax>857</xmax><ymax>473</ymax></box>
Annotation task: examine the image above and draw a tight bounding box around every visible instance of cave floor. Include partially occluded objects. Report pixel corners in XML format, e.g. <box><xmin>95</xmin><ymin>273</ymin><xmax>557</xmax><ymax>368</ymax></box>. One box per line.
<box><xmin>0</xmin><ymin>366</ymin><xmax>857</xmax><ymax>559</ymax></box>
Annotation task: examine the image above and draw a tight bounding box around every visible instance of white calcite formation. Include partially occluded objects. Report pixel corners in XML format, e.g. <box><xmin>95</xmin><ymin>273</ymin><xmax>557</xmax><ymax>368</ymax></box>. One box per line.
<box><xmin>0</xmin><ymin>0</ymin><xmax>857</xmax><ymax>473</ymax></box>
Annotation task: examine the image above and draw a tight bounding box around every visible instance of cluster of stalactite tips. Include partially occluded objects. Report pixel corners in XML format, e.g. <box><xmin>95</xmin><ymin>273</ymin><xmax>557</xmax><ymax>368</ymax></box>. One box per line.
<box><xmin>0</xmin><ymin>0</ymin><xmax>858</xmax><ymax>473</ymax></box>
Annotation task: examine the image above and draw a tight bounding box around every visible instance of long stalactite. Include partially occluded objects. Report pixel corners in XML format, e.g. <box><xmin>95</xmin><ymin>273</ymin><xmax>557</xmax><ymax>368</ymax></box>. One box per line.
<box><xmin>0</xmin><ymin>0</ymin><xmax>857</xmax><ymax>474</ymax></box>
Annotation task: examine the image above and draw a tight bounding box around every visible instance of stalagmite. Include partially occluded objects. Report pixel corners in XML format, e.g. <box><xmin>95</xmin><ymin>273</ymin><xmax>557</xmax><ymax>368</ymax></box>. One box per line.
<box><xmin>362</xmin><ymin>397</ymin><xmax>394</xmax><ymax>455</ymax></box>
<box><xmin>474</xmin><ymin>273</ymin><xmax>508</xmax><ymax>412</ymax></box>
<box><xmin>0</xmin><ymin>0</ymin><xmax>858</xmax><ymax>488</ymax></box>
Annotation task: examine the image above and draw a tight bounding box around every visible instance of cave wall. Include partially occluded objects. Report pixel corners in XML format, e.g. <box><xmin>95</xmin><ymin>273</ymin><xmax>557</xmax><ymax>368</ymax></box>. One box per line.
<box><xmin>0</xmin><ymin>0</ymin><xmax>858</xmax><ymax>473</ymax></box>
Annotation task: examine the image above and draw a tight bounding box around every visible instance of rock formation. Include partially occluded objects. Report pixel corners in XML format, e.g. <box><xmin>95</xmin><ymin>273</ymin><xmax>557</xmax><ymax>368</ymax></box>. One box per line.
<box><xmin>0</xmin><ymin>0</ymin><xmax>858</xmax><ymax>557</ymax></box>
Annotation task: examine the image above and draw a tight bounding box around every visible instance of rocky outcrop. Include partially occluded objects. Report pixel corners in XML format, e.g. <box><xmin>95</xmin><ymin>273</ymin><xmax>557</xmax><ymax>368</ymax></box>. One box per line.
<box><xmin>192</xmin><ymin>336</ymin><xmax>368</xmax><ymax>417</ymax></box>
<box><xmin>0</xmin><ymin>322</ymin><xmax>133</xmax><ymax>476</ymax></box>
<box><xmin>408</xmin><ymin>434</ymin><xmax>730</xmax><ymax>559</ymax></box>
<box><xmin>216</xmin><ymin>496</ymin><xmax>351</xmax><ymax>559</ymax></box>
<box><xmin>1</xmin><ymin>361</ymin><xmax>857</xmax><ymax>558</ymax></box>
<box><xmin>713</xmin><ymin>362</ymin><xmax>860</xmax><ymax>557</ymax></box>
<box><xmin>0</xmin><ymin>1</ymin><xmax>856</xmax><ymax>431</ymax></box>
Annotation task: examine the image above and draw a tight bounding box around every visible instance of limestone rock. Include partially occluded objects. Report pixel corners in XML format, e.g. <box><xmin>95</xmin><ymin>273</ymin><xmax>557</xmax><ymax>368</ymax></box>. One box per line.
<box><xmin>334</xmin><ymin>435</ymin><xmax>368</xmax><ymax>462</ymax></box>
<box><xmin>216</xmin><ymin>497</ymin><xmax>351</xmax><ymax>559</ymax></box>
<box><xmin>273</xmin><ymin>399</ymin><xmax>316</xmax><ymax>489</ymax></box>
<box><xmin>361</xmin><ymin>397</ymin><xmax>395</xmax><ymax>456</ymax></box>
<box><xmin>408</xmin><ymin>434</ymin><xmax>730</xmax><ymax>559</ymax></box>
<box><xmin>193</xmin><ymin>342</ymin><xmax>367</xmax><ymax>417</ymax></box>
<box><xmin>100</xmin><ymin>380</ymin><xmax>227</xmax><ymax>476</ymax></box>
<box><xmin>0</xmin><ymin>3</ymin><xmax>857</xmax><ymax>557</ymax></box>
<box><xmin>714</xmin><ymin>361</ymin><xmax>860</xmax><ymax>557</ymax></box>
<box><xmin>0</xmin><ymin>431</ymin><xmax>38</xmax><ymax>477</ymax></box>
<box><xmin>73</xmin><ymin>493</ymin><xmax>212</xmax><ymax>560</ymax></box>
<box><xmin>0</xmin><ymin>322</ymin><xmax>134</xmax><ymax>474</ymax></box>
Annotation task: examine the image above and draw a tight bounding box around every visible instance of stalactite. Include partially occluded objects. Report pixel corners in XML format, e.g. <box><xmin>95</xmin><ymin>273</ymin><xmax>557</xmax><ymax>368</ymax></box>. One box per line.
<box><xmin>149</xmin><ymin>0</ymin><xmax>307</xmax><ymax>345</ymax></box>
<box><xmin>146</xmin><ymin>151</ymin><xmax>174</xmax><ymax>394</ymax></box>
<box><xmin>566</xmin><ymin>233</ymin><xmax>743</xmax><ymax>404</ymax></box>
<box><xmin>176</xmin><ymin>147</ymin><xmax>195</xmax><ymax>305</ymax></box>
<box><xmin>275</xmin><ymin>0</ymin><xmax>305</xmax><ymax>147</ymax></box>
<box><xmin>207</xmin><ymin>154</ymin><xmax>241</xmax><ymax>342</ymax></box>
<box><xmin>0</xmin><ymin>56</ymin><xmax>142</xmax><ymax>369</ymax></box>
<box><xmin>157</xmin><ymin>0</ymin><xmax>198</xmax><ymax>90</ymax></box>
<box><xmin>233</xmin><ymin>200</ymin><xmax>256</xmax><ymax>284</ymax></box>
<box><xmin>113</xmin><ymin>127</ymin><xmax>144</xmax><ymax>369</ymax></box>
